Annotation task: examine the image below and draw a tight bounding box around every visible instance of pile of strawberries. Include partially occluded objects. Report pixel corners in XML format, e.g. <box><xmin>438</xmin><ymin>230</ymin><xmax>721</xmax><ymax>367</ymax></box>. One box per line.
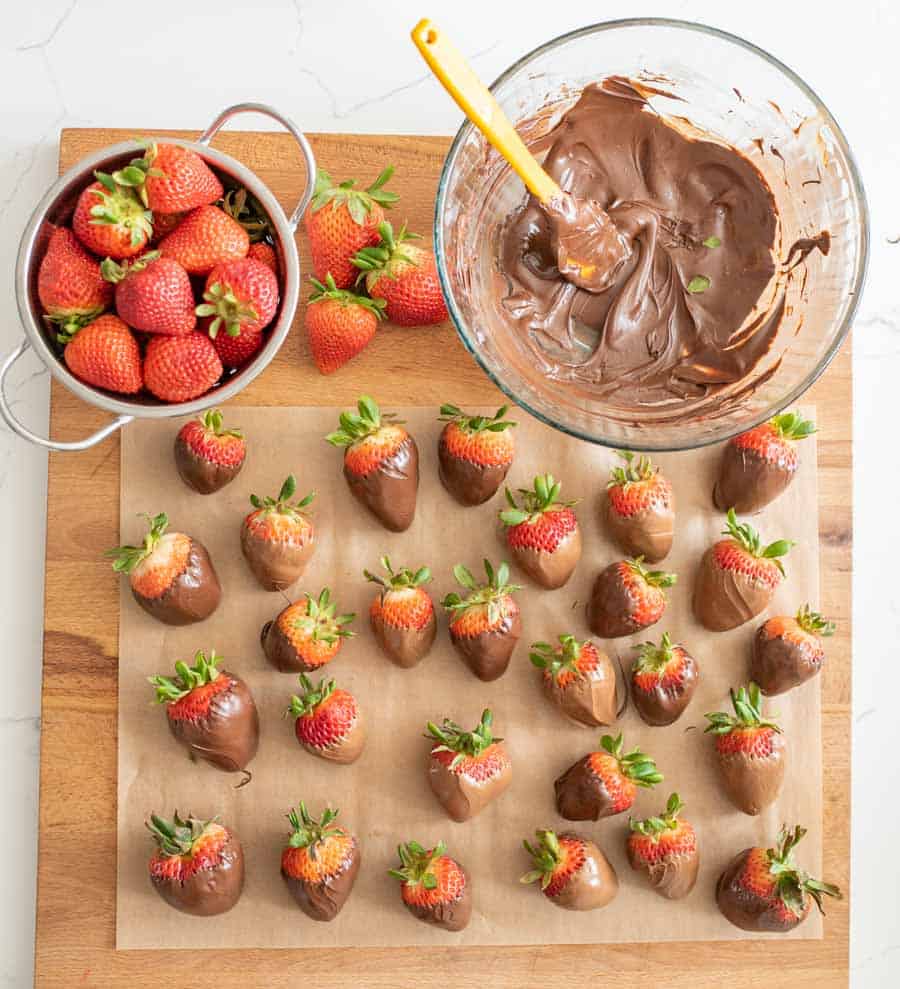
<box><xmin>37</xmin><ymin>141</ymin><xmax>281</xmax><ymax>403</ymax></box>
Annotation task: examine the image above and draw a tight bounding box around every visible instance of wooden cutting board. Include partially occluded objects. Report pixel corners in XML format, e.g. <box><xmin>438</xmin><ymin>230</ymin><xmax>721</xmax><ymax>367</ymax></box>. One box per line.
<box><xmin>36</xmin><ymin>127</ymin><xmax>852</xmax><ymax>988</ymax></box>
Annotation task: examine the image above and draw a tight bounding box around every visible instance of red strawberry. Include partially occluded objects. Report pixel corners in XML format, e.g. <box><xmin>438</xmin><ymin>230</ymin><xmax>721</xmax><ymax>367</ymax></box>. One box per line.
<box><xmin>305</xmin><ymin>166</ymin><xmax>398</xmax><ymax>288</ymax></box>
<box><xmin>705</xmin><ymin>682</ymin><xmax>786</xmax><ymax>815</ymax></box>
<box><xmin>150</xmin><ymin>211</ymin><xmax>184</xmax><ymax>243</ymax></box>
<box><xmin>143</xmin><ymin>333</ymin><xmax>223</xmax><ymax>403</ymax></box>
<box><xmin>63</xmin><ymin>314</ymin><xmax>143</xmax><ymax>394</ymax></box>
<box><xmin>437</xmin><ymin>403</ymin><xmax>517</xmax><ymax>506</ymax></box>
<box><xmin>714</xmin><ymin>411</ymin><xmax>816</xmax><ymax>514</ymax></box>
<box><xmin>586</xmin><ymin>557</ymin><xmax>676</xmax><ymax>638</ymax></box>
<box><xmin>281</xmin><ymin>803</ymin><xmax>361</xmax><ymax>921</ymax></box>
<box><xmin>717</xmin><ymin>825</ymin><xmax>841</xmax><ymax>932</ymax></box>
<box><xmin>159</xmin><ymin>205</ymin><xmax>249</xmax><ymax>276</ymax></box>
<box><xmin>261</xmin><ymin>587</ymin><xmax>354</xmax><ymax>673</ymax></box>
<box><xmin>426</xmin><ymin>709</ymin><xmax>512</xmax><ymax>822</ymax></box>
<box><xmin>201</xmin><ymin>316</ymin><xmax>262</xmax><ymax>368</ymax></box>
<box><xmin>72</xmin><ymin>174</ymin><xmax>153</xmax><ymax>259</ymax></box>
<box><xmin>288</xmin><ymin>673</ymin><xmax>366</xmax><ymax>764</ymax></box>
<box><xmin>326</xmin><ymin>396</ymin><xmax>418</xmax><ymax>532</ymax></box>
<box><xmin>521</xmin><ymin>828</ymin><xmax>618</xmax><ymax>911</ymax></box>
<box><xmin>500</xmin><ymin>473</ymin><xmax>581</xmax><ymax>589</ymax></box>
<box><xmin>529</xmin><ymin>634</ymin><xmax>618</xmax><ymax>727</ymax></box>
<box><xmin>37</xmin><ymin>227</ymin><xmax>113</xmax><ymax>338</ymax></box>
<box><xmin>248</xmin><ymin>240</ymin><xmax>278</xmax><ymax>273</ymax></box>
<box><xmin>626</xmin><ymin>793</ymin><xmax>699</xmax><ymax>900</ymax></box>
<box><xmin>751</xmin><ymin>604</ymin><xmax>834</xmax><ymax>696</ymax></box>
<box><xmin>389</xmin><ymin>841</ymin><xmax>472</xmax><ymax>932</ymax></box>
<box><xmin>149</xmin><ymin>648</ymin><xmax>259</xmax><ymax>777</ymax></box>
<box><xmin>606</xmin><ymin>450</ymin><xmax>675</xmax><ymax>562</ymax></box>
<box><xmin>114</xmin><ymin>141</ymin><xmax>223</xmax><ymax>213</ymax></box>
<box><xmin>364</xmin><ymin>556</ymin><xmax>435</xmax><ymax>668</ymax></box>
<box><xmin>630</xmin><ymin>632</ymin><xmax>700</xmax><ymax>727</ymax></box>
<box><xmin>174</xmin><ymin>408</ymin><xmax>246</xmax><ymax>494</ymax></box>
<box><xmin>554</xmin><ymin>732</ymin><xmax>662</xmax><ymax>821</ymax></box>
<box><xmin>241</xmin><ymin>475</ymin><xmax>316</xmax><ymax>591</ymax></box>
<box><xmin>442</xmin><ymin>559</ymin><xmax>522</xmax><ymax>681</ymax></box>
<box><xmin>352</xmin><ymin>221</ymin><xmax>448</xmax><ymax>326</ymax></box>
<box><xmin>198</xmin><ymin>257</ymin><xmax>279</xmax><ymax>338</ymax></box>
<box><xmin>694</xmin><ymin>509</ymin><xmax>793</xmax><ymax>631</ymax></box>
<box><xmin>305</xmin><ymin>274</ymin><xmax>385</xmax><ymax>374</ymax></box>
<box><xmin>101</xmin><ymin>251</ymin><xmax>196</xmax><ymax>336</ymax></box>
<box><xmin>146</xmin><ymin>812</ymin><xmax>243</xmax><ymax>916</ymax></box>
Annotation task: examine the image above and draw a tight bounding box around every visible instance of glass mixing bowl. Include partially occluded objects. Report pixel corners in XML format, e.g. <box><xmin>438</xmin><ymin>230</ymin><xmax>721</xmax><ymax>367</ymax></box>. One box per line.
<box><xmin>434</xmin><ymin>18</ymin><xmax>868</xmax><ymax>450</ymax></box>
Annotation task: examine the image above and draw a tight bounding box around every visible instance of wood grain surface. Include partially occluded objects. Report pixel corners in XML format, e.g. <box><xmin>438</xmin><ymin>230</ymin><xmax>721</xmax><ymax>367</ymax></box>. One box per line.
<box><xmin>35</xmin><ymin>127</ymin><xmax>851</xmax><ymax>988</ymax></box>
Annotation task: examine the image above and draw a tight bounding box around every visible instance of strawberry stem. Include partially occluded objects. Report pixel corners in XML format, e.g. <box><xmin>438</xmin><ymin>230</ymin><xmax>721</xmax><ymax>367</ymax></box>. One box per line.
<box><xmin>520</xmin><ymin>829</ymin><xmax>564</xmax><ymax>890</ymax></box>
<box><xmin>529</xmin><ymin>634</ymin><xmax>586</xmax><ymax>679</ymax></box>
<box><xmin>441</xmin><ymin>559</ymin><xmax>521</xmax><ymax>623</ymax></box>
<box><xmin>795</xmin><ymin>603</ymin><xmax>835</xmax><ymax>637</ymax></box>
<box><xmin>105</xmin><ymin>512</ymin><xmax>168</xmax><ymax>573</ymax></box>
<box><xmin>629</xmin><ymin>792</ymin><xmax>685</xmax><ymax>838</ymax></box>
<box><xmin>287</xmin><ymin>673</ymin><xmax>337</xmax><ymax>719</ymax></box>
<box><xmin>704</xmin><ymin>682</ymin><xmax>782</xmax><ymax>735</ymax></box>
<box><xmin>425</xmin><ymin>709</ymin><xmax>500</xmax><ymax>765</ymax></box>
<box><xmin>599</xmin><ymin>733</ymin><xmax>663</xmax><ymax>787</ymax></box>
<box><xmin>363</xmin><ymin>555</ymin><xmax>431</xmax><ymax>589</ymax></box>
<box><xmin>146</xmin><ymin>811</ymin><xmax>218</xmax><ymax>858</ymax></box>
<box><xmin>148</xmin><ymin>648</ymin><xmax>221</xmax><ymax>703</ymax></box>
<box><xmin>248</xmin><ymin>474</ymin><xmax>315</xmax><ymax>517</ymax></box>
<box><xmin>285</xmin><ymin>801</ymin><xmax>343</xmax><ymax>849</ymax></box>
<box><xmin>608</xmin><ymin>449</ymin><xmax>656</xmax><ymax>488</ymax></box>
<box><xmin>388</xmin><ymin>840</ymin><xmax>446</xmax><ymax>889</ymax></box>
<box><xmin>499</xmin><ymin>473</ymin><xmax>577</xmax><ymax>527</ymax></box>
<box><xmin>437</xmin><ymin>403</ymin><xmax>516</xmax><ymax>433</ymax></box>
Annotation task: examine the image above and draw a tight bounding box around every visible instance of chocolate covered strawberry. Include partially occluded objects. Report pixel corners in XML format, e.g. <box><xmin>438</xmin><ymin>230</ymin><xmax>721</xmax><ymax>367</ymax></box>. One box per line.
<box><xmin>626</xmin><ymin>793</ymin><xmax>699</xmax><ymax>900</ymax></box>
<box><xmin>705</xmin><ymin>682</ymin><xmax>786</xmax><ymax>815</ymax></box>
<box><xmin>158</xmin><ymin>204</ymin><xmax>249</xmax><ymax>276</ymax></box>
<box><xmin>365</xmin><ymin>556</ymin><xmax>435</xmax><ymax>668</ymax></box>
<box><xmin>174</xmin><ymin>408</ymin><xmax>246</xmax><ymax>494</ymax></box>
<box><xmin>306</xmin><ymin>274</ymin><xmax>385</xmax><ymax>374</ymax></box>
<box><xmin>714</xmin><ymin>411</ymin><xmax>816</xmax><ymax>514</ymax></box>
<box><xmin>389</xmin><ymin>840</ymin><xmax>472</xmax><ymax>932</ymax></box>
<box><xmin>149</xmin><ymin>648</ymin><xmax>258</xmax><ymax>778</ymax></box>
<box><xmin>146</xmin><ymin>812</ymin><xmax>243</xmax><ymax>916</ymax></box>
<box><xmin>694</xmin><ymin>509</ymin><xmax>793</xmax><ymax>631</ymax></box>
<box><xmin>63</xmin><ymin>314</ymin><xmax>143</xmax><ymax>395</ymax></box>
<box><xmin>630</xmin><ymin>632</ymin><xmax>700</xmax><ymax>727</ymax></box>
<box><xmin>241</xmin><ymin>474</ymin><xmax>315</xmax><ymax>591</ymax></box>
<box><xmin>443</xmin><ymin>560</ymin><xmax>522</xmax><ymax>681</ymax></box>
<box><xmin>751</xmin><ymin>604</ymin><xmax>834</xmax><ymax>696</ymax></box>
<box><xmin>530</xmin><ymin>634</ymin><xmax>618</xmax><ymax>727</ymax></box>
<box><xmin>261</xmin><ymin>589</ymin><xmax>355</xmax><ymax>673</ymax></box>
<box><xmin>554</xmin><ymin>732</ymin><xmax>662</xmax><ymax>821</ymax></box>
<box><xmin>72</xmin><ymin>173</ymin><xmax>153</xmax><ymax>259</ymax></box>
<box><xmin>281</xmin><ymin>802</ymin><xmax>361</xmax><ymax>922</ymax></box>
<box><xmin>101</xmin><ymin>251</ymin><xmax>196</xmax><ymax>336</ymax></box>
<box><xmin>500</xmin><ymin>474</ymin><xmax>581</xmax><ymax>589</ymax></box>
<box><xmin>437</xmin><ymin>403</ymin><xmax>516</xmax><ymax>506</ymax></box>
<box><xmin>107</xmin><ymin>512</ymin><xmax>221</xmax><ymax>625</ymax></box>
<box><xmin>326</xmin><ymin>395</ymin><xmax>418</xmax><ymax>532</ymax></box>
<box><xmin>587</xmin><ymin>557</ymin><xmax>676</xmax><ymax>638</ymax></box>
<box><xmin>426</xmin><ymin>709</ymin><xmax>512</xmax><ymax>822</ymax></box>
<box><xmin>717</xmin><ymin>825</ymin><xmax>841</xmax><ymax>932</ymax></box>
<box><xmin>143</xmin><ymin>332</ymin><xmax>223</xmax><ymax>403</ymax></box>
<box><xmin>288</xmin><ymin>674</ymin><xmax>366</xmax><ymax>764</ymax></box>
<box><xmin>38</xmin><ymin>227</ymin><xmax>112</xmax><ymax>337</ymax></box>
<box><xmin>605</xmin><ymin>450</ymin><xmax>674</xmax><ymax>562</ymax></box>
<box><xmin>114</xmin><ymin>141</ymin><xmax>223</xmax><ymax>213</ymax></box>
<box><xmin>521</xmin><ymin>828</ymin><xmax>618</xmax><ymax>911</ymax></box>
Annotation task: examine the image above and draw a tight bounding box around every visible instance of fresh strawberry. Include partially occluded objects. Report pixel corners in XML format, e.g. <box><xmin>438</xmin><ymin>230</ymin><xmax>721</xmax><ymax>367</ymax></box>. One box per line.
<box><xmin>500</xmin><ymin>473</ymin><xmax>581</xmax><ymax>589</ymax></box>
<box><xmin>630</xmin><ymin>632</ymin><xmax>700</xmax><ymax>727</ymax></box>
<box><xmin>705</xmin><ymin>682</ymin><xmax>786</xmax><ymax>815</ymax></box>
<box><xmin>326</xmin><ymin>395</ymin><xmax>418</xmax><ymax>531</ymax></box>
<box><xmin>248</xmin><ymin>240</ymin><xmax>278</xmax><ymax>273</ymax></box>
<box><xmin>143</xmin><ymin>332</ymin><xmax>223</xmax><ymax>403</ymax></box>
<box><xmin>364</xmin><ymin>556</ymin><xmax>435</xmax><ymax>667</ymax></box>
<box><xmin>529</xmin><ymin>634</ymin><xmax>618</xmax><ymax>727</ymax></box>
<box><xmin>174</xmin><ymin>408</ymin><xmax>246</xmax><ymax>494</ymax></box>
<box><xmin>63</xmin><ymin>313</ymin><xmax>142</xmax><ymax>394</ymax></box>
<box><xmin>554</xmin><ymin>732</ymin><xmax>662</xmax><ymax>821</ymax></box>
<box><xmin>146</xmin><ymin>812</ymin><xmax>244</xmax><ymax>915</ymax></box>
<box><xmin>426</xmin><ymin>709</ymin><xmax>512</xmax><ymax>822</ymax></box>
<box><xmin>586</xmin><ymin>557</ymin><xmax>676</xmax><ymax>638</ymax></box>
<box><xmin>305</xmin><ymin>274</ymin><xmax>385</xmax><ymax>374</ymax></box>
<box><xmin>305</xmin><ymin>166</ymin><xmax>398</xmax><ymax>288</ymax></box>
<box><xmin>287</xmin><ymin>673</ymin><xmax>366</xmax><ymax>764</ymax></box>
<box><xmin>113</xmin><ymin>141</ymin><xmax>223</xmax><ymax>213</ymax></box>
<box><xmin>751</xmin><ymin>603</ymin><xmax>834</xmax><ymax>696</ymax></box>
<box><xmin>281</xmin><ymin>803</ymin><xmax>361</xmax><ymax>921</ymax></box>
<box><xmin>606</xmin><ymin>450</ymin><xmax>675</xmax><ymax>562</ymax></box>
<box><xmin>72</xmin><ymin>173</ymin><xmax>153</xmax><ymax>259</ymax></box>
<box><xmin>37</xmin><ymin>227</ymin><xmax>113</xmax><ymax>338</ymax></box>
<box><xmin>717</xmin><ymin>825</ymin><xmax>841</xmax><ymax>932</ymax></box>
<box><xmin>626</xmin><ymin>793</ymin><xmax>699</xmax><ymax>899</ymax></box>
<box><xmin>521</xmin><ymin>828</ymin><xmax>618</xmax><ymax>911</ymax></box>
<box><xmin>352</xmin><ymin>221</ymin><xmax>448</xmax><ymax>326</ymax></box>
<box><xmin>101</xmin><ymin>251</ymin><xmax>196</xmax><ymax>336</ymax></box>
<box><xmin>158</xmin><ymin>204</ymin><xmax>249</xmax><ymax>276</ymax></box>
<box><xmin>442</xmin><ymin>559</ymin><xmax>522</xmax><ymax>681</ymax></box>
<box><xmin>389</xmin><ymin>840</ymin><xmax>472</xmax><ymax>932</ymax></box>
<box><xmin>261</xmin><ymin>587</ymin><xmax>354</xmax><ymax>673</ymax></box>
<box><xmin>437</xmin><ymin>403</ymin><xmax>517</xmax><ymax>506</ymax></box>
<box><xmin>149</xmin><ymin>648</ymin><xmax>258</xmax><ymax>777</ymax></box>
<box><xmin>200</xmin><ymin>316</ymin><xmax>262</xmax><ymax>367</ymax></box>
<box><xmin>149</xmin><ymin>211</ymin><xmax>184</xmax><ymax>243</ymax></box>
<box><xmin>694</xmin><ymin>508</ymin><xmax>793</xmax><ymax>631</ymax></box>
<box><xmin>198</xmin><ymin>257</ymin><xmax>279</xmax><ymax>342</ymax></box>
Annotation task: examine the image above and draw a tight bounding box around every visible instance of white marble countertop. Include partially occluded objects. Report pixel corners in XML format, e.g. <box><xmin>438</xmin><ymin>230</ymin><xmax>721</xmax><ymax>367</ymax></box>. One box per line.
<box><xmin>2</xmin><ymin>1</ymin><xmax>897</xmax><ymax>984</ymax></box>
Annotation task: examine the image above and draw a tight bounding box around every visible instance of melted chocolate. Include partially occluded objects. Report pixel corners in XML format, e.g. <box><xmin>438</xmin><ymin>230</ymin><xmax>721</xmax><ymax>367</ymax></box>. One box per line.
<box><xmin>586</xmin><ymin>562</ymin><xmax>661</xmax><ymax>638</ymax></box>
<box><xmin>543</xmin><ymin>191</ymin><xmax>631</xmax><ymax>292</ymax></box>
<box><xmin>438</xmin><ymin>428</ymin><xmax>511</xmax><ymax>506</ymax></box>
<box><xmin>174</xmin><ymin>436</ymin><xmax>244</xmax><ymax>494</ymax></box>
<box><xmin>283</xmin><ymin>839</ymin><xmax>360</xmax><ymax>922</ymax></box>
<box><xmin>716</xmin><ymin>733</ymin><xmax>786</xmax><ymax>815</ymax></box>
<box><xmin>450</xmin><ymin>609</ymin><xmax>522</xmax><ymax>681</ymax></box>
<box><xmin>428</xmin><ymin>742</ymin><xmax>512</xmax><ymax>822</ymax></box>
<box><xmin>713</xmin><ymin>444</ymin><xmax>797</xmax><ymax>514</ymax></box>
<box><xmin>403</xmin><ymin>865</ymin><xmax>472</xmax><ymax>931</ymax></box>
<box><xmin>751</xmin><ymin>619</ymin><xmax>824</xmax><ymax>695</ymax></box>
<box><xmin>240</xmin><ymin>523</ymin><xmax>315</xmax><ymax>592</ymax></box>
<box><xmin>371</xmin><ymin>610</ymin><xmax>436</xmax><ymax>668</ymax></box>
<box><xmin>693</xmin><ymin>545</ymin><xmax>776</xmax><ymax>631</ymax></box>
<box><xmin>554</xmin><ymin>755</ymin><xmax>621</xmax><ymax>821</ymax></box>
<box><xmin>345</xmin><ymin>436</ymin><xmax>419</xmax><ymax>532</ymax></box>
<box><xmin>548</xmin><ymin>836</ymin><xmax>618</xmax><ymax>910</ymax></box>
<box><xmin>631</xmin><ymin>651</ymin><xmax>700</xmax><ymax>727</ymax></box>
<box><xmin>542</xmin><ymin>649</ymin><xmax>619</xmax><ymax>727</ymax></box>
<box><xmin>606</xmin><ymin>498</ymin><xmax>674</xmax><ymax>563</ymax></box>
<box><xmin>627</xmin><ymin>840</ymin><xmax>699</xmax><ymax>900</ymax></box>
<box><xmin>150</xmin><ymin>829</ymin><xmax>244</xmax><ymax>916</ymax></box>
<box><xmin>511</xmin><ymin>526</ymin><xmax>582</xmax><ymax>589</ymax></box>
<box><xmin>134</xmin><ymin>539</ymin><xmax>221</xmax><ymax>626</ymax></box>
<box><xmin>717</xmin><ymin>847</ymin><xmax>809</xmax><ymax>931</ymax></box>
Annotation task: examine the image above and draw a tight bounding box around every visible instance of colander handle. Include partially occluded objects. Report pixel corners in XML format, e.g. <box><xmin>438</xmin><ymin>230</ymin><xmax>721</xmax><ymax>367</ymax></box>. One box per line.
<box><xmin>197</xmin><ymin>102</ymin><xmax>316</xmax><ymax>232</ymax></box>
<box><xmin>0</xmin><ymin>339</ymin><xmax>133</xmax><ymax>452</ymax></box>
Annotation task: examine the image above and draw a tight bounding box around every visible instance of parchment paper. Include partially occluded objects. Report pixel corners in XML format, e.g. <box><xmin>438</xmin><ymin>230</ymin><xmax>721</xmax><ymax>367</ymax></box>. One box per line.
<box><xmin>117</xmin><ymin>405</ymin><xmax>822</xmax><ymax>948</ymax></box>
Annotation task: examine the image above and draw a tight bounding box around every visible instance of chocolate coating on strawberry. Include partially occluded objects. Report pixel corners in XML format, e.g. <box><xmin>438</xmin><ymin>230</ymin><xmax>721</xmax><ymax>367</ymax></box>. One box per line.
<box><xmin>261</xmin><ymin>588</ymin><xmax>355</xmax><ymax>674</ymax></box>
<box><xmin>605</xmin><ymin>451</ymin><xmax>675</xmax><ymax>562</ymax></box>
<box><xmin>626</xmin><ymin>793</ymin><xmax>699</xmax><ymax>900</ymax></box>
<box><xmin>288</xmin><ymin>674</ymin><xmax>366</xmax><ymax>764</ymax></box>
<box><xmin>365</xmin><ymin>556</ymin><xmax>435</xmax><ymax>668</ymax></box>
<box><xmin>587</xmin><ymin>557</ymin><xmax>676</xmax><ymax>638</ymax></box>
<box><xmin>174</xmin><ymin>408</ymin><xmax>246</xmax><ymax>494</ymax></box>
<box><xmin>437</xmin><ymin>404</ymin><xmax>516</xmax><ymax>506</ymax></box>
<box><xmin>530</xmin><ymin>634</ymin><xmax>619</xmax><ymax>727</ymax></box>
<box><xmin>389</xmin><ymin>841</ymin><xmax>472</xmax><ymax>931</ymax></box>
<box><xmin>107</xmin><ymin>512</ymin><xmax>221</xmax><ymax>625</ymax></box>
<box><xmin>714</xmin><ymin>412</ymin><xmax>816</xmax><ymax>515</ymax></box>
<box><xmin>521</xmin><ymin>828</ymin><xmax>618</xmax><ymax>911</ymax></box>
<box><xmin>705</xmin><ymin>682</ymin><xmax>786</xmax><ymax>815</ymax></box>
<box><xmin>500</xmin><ymin>473</ymin><xmax>582</xmax><ymax>589</ymax></box>
<box><xmin>717</xmin><ymin>825</ymin><xmax>841</xmax><ymax>932</ymax></box>
<box><xmin>241</xmin><ymin>474</ymin><xmax>316</xmax><ymax>591</ymax></box>
<box><xmin>751</xmin><ymin>604</ymin><xmax>834</xmax><ymax>696</ymax></box>
<box><xmin>630</xmin><ymin>632</ymin><xmax>700</xmax><ymax>727</ymax></box>
<box><xmin>327</xmin><ymin>395</ymin><xmax>418</xmax><ymax>532</ymax></box>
